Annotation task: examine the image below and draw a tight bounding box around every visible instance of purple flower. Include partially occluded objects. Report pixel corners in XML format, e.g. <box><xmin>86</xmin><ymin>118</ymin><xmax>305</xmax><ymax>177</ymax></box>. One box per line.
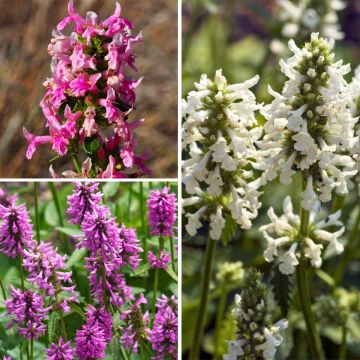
<box><xmin>46</xmin><ymin>337</ymin><xmax>75</xmax><ymax>360</ymax></box>
<box><xmin>119</xmin><ymin>294</ymin><xmax>150</xmax><ymax>353</ymax></box>
<box><xmin>5</xmin><ymin>287</ymin><xmax>50</xmax><ymax>340</ymax></box>
<box><xmin>118</xmin><ymin>224</ymin><xmax>142</xmax><ymax>270</ymax></box>
<box><xmin>85</xmin><ymin>305</ymin><xmax>113</xmax><ymax>343</ymax></box>
<box><xmin>147</xmin><ymin>187</ymin><xmax>176</xmax><ymax>238</ymax></box>
<box><xmin>0</xmin><ymin>188</ymin><xmax>17</xmax><ymax>207</ymax></box>
<box><xmin>23</xmin><ymin>242</ymin><xmax>78</xmax><ymax>312</ymax></box>
<box><xmin>150</xmin><ymin>295</ymin><xmax>178</xmax><ymax>360</ymax></box>
<box><xmin>148</xmin><ymin>250</ymin><xmax>171</xmax><ymax>270</ymax></box>
<box><xmin>67</xmin><ymin>182</ymin><xmax>102</xmax><ymax>225</ymax></box>
<box><xmin>0</xmin><ymin>202</ymin><xmax>35</xmax><ymax>258</ymax></box>
<box><xmin>75</xmin><ymin>322</ymin><xmax>106</xmax><ymax>360</ymax></box>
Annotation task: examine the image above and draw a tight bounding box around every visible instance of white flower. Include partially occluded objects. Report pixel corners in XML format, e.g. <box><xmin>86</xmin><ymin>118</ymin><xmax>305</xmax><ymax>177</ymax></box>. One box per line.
<box><xmin>223</xmin><ymin>339</ymin><xmax>247</xmax><ymax>360</ymax></box>
<box><xmin>263</xmin><ymin>232</ymin><xmax>290</xmax><ymax>262</ymax></box>
<box><xmin>209</xmin><ymin>207</ymin><xmax>226</xmax><ymax>240</ymax></box>
<box><xmin>301</xmin><ymin>175</ymin><xmax>320</xmax><ymax>211</ymax></box>
<box><xmin>313</xmin><ymin>227</ymin><xmax>345</xmax><ymax>254</ymax></box>
<box><xmin>279</xmin><ymin>242</ymin><xmax>299</xmax><ymax>275</ymax></box>
<box><xmin>185</xmin><ymin>206</ymin><xmax>207</xmax><ymax>237</ymax></box>
<box><xmin>304</xmin><ymin>237</ymin><xmax>323</xmax><ymax>268</ymax></box>
<box><xmin>205</xmin><ymin>165</ymin><xmax>223</xmax><ymax>196</ymax></box>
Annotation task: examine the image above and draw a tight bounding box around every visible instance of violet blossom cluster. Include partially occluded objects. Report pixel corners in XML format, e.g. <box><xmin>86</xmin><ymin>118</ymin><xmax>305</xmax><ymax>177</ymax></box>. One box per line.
<box><xmin>24</xmin><ymin>0</ymin><xmax>150</xmax><ymax>178</ymax></box>
<box><xmin>150</xmin><ymin>295</ymin><xmax>178</xmax><ymax>360</ymax></box>
<box><xmin>22</xmin><ymin>241</ymin><xmax>79</xmax><ymax>312</ymax></box>
<box><xmin>5</xmin><ymin>287</ymin><xmax>50</xmax><ymax>340</ymax></box>
<box><xmin>0</xmin><ymin>201</ymin><xmax>35</xmax><ymax>258</ymax></box>
<box><xmin>46</xmin><ymin>337</ymin><xmax>75</xmax><ymax>360</ymax></box>
<box><xmin>148</xmin><ymin>249</ymin><xmax>171</xmax><ymax>270</ymax></box>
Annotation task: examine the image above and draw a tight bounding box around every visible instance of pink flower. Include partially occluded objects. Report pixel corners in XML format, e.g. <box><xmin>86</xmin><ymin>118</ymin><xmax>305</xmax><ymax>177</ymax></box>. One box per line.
<box><xmin>82</xmin><ymin>107</ymin><xmax>98</xmax><ymax>137</ymax></box>
<box><xmin>23</xmin><ymin>128</ymin><xmax>52</xmax><ymax>159</ymax></box>
<box><xmin>98</xmin><ymin>87</ymin><xmax>120</xmax><ymax>122</ymax></box>
<box><xmin>70</xmin><ymin>43</ymin><xmax>96</xmax><ymax>72</ymax></box>
<box><xmin>69</xmin><ymin>73</ymin><xmax>101</xmax><ymax>97</ymax></box>
<box><xmin>148</xmin><ymin>250</ymin><xmax>171</xmax><ymax>270</ymax></box>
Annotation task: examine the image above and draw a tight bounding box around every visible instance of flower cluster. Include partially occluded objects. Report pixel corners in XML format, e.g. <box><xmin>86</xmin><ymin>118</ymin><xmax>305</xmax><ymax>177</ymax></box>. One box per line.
<box><xmin>119</xmin><ymin>293</ymin><xmax>150</xmax><ymax>352</ymax></box>
<box><xmin>0</xmin><ymin>188</ymin><xmax>17</xmax><ymax>207</ymax></box>
<box><xmin>147</xmin><ymin>187</ymin><xmax>177</xmax><ymax>238</ymax></box>
<box><xmin>148</xmin><ymin>249</ymin><xmax>171</xmax><ymax>270</ymax></box>
<box><xmin>259</xmin><ymin>33</ymin><xmax>358</xmax><ymax>211</ymax></box>
<box><xmin>24</xmin><ymin>0</ymin><xmax>150</xmax><ymax>178</ymax></box>
<box><xmin>260</xmin><ymin>196</ymin><xmax>344</xmax><ymax>274</ymax></box>
<box><xmin>224</xmin><ymin>269</ymin><xmax>288</xmax><ymax>360</ymax></box>
<box><xmin>22</xmin><ymin>241</ymin><xmax>78</xmax><ymax>312</ymax></box>
<box><xmin>150</xmin><ymin>295</ymin><xmax>178</xmax><ymax>360</ymax></box>
<box><xmin>5</xmin><ymin>287</ymin><xmax>50</xmax><ymax>340</ymax></box>
<box><xmin>271</xmin><ymin>0</ymin><xmax>346</xmax><ymax>55</ymax></box>
<box><xmin>0</xmin><ymin>202</ymin><xmax>35</xmax><ymax>258</ymax></box>
<box><xmin>46</xmin><ymin>337</ymin><xmax>75</xmax><ymax>360</ymax></box>
<box><xmin>182</xmin><ymin>70</ymin><xmax>263</xmax><ymax>240</ymax></box>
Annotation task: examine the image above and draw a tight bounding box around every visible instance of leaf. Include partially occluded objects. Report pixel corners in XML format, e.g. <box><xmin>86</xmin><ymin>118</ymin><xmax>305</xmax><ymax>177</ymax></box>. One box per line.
<box><xmin>166</xmin><ymin>267</ymin><xmax>178</xmax><ymax>282</ymax></box>
<box><xmin>84</xmin><ymin>137</ymin><xmax>100</xmax><ymax>154</ymax></box>
<box><xmin>56</xmin><ymin>226</ymin><xmax>83</xmax><ymax>237</ymax></box>
<box><xmin>271</xmin><ymin>265</ymin><xmax>293</xmax><ymax>317</ymax></box>
<box><xmin>221</xmin><ymin>216</ymin><xmax>237</xmax><ymax>246</ymax></box>
<box><xmin>66</xmin><ymin>248</ymin><xmax>87</xmax><ymax>268</ymax></box>
<box><xmin>44</xmin><ymin>201</ymin><xmax>59</xmax><ymax>226</ymax></box>
<box><xmin>102</xmin><ymin>183</ymin><xmax>119</xmax><ymax>198</ymax></box>
<box><xmin>69</xmin><ymin>303</ymin><xmax>87</xmax><ymax>321</ymax></box>
<box><xmin>131</xmin><ymin>263</ymin><xmax>150</xmax><ymax>277</ymax></box>
<box><xmin>47</xmin><ymin>311</ymin><xmax>60</xmax><ymax>343</ymax></box>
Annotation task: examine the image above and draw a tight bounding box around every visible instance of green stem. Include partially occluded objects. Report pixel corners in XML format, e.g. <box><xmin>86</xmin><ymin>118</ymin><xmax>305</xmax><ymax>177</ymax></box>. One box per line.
<box><xmin>169</xmin><ymin>237</ymin><xmax>176</xmax><ymax>273</ymax></box>
<box><xmin>17</xmin><ymin>254</ymin><xmax>25</xmax><ymax>291</ymax></box>
<box><xmin>339</xmin><ymin>324</ymin><xmax>347</xmax><ymax>360</ymax></box>
<box><xmin>30</xmin><ymin>337</ymin><xmax>33</xmax><ymax>360</ymax></box>
<box><xmin>214</xmin><ymin>285</ymin><xmax>227</xmax><ymax>359</ymax></box>
<box><xmin>189</xmin><ymin>238</ymin><xmax>216</xmax><ymax>360</ymax></box>
<box><xmin>59</xmin><ymin>310</ymin><xmax>67</xmax><ymax>341</ymax></box>
<box><xmin>296</xmin><ymin>174</ymin><xmax>325</xmax><ymax>360</ymax></box>
<box><xmin>139</xmin><ymin>183</ymin><xmax>148</xmax><ymax>261</ymax></box>
<box><xmin>334</xmin><ymin>207</ymin><xmax>360</xmax><ymax>286</ymax></box>
<box><xmin>0</xmin><ymin>277</ymin><xmax>6</xmax><ymax>300</ymax></box>
<box><xmin>127</xmin><ymin>184</ymin><xmax>133</xmax><ymax>221</ymax></box>
<box><xmin>152</xmin><ymin>237</ymin><xmax>164</xmax><ymax>313</ymax></box>
<box><xmin>34</xmin><ymin>183</ymin><xmax>41</xmax><ymax>244</ymax></box>
<box><xmin>70</xmin><ymin>152</ymin><xmax>81</xmax><ymax>174</ymax></box>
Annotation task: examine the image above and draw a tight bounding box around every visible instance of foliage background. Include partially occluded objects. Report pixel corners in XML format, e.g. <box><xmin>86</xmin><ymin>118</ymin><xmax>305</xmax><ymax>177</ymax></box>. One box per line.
<box><xmin>0</xmin><ymin>181</ymin><xmax>178</xmax><ymax>359</ymax></box>
<box><xmin>0</xmin><ymin>0</ymin><xmax>178</xmax><ymax>178</ymax></box>
<box><xmin>182</xmin><ymin>0</ymin><xmax>360</xmax><ymax>358</ymax></box>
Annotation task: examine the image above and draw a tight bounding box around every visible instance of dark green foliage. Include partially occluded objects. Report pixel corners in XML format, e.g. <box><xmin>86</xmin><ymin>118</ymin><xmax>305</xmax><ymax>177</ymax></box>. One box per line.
<box><xmin>271</xmin><ymin>265</ymin><xmax>293</xmax><ymax>317</ymax></box>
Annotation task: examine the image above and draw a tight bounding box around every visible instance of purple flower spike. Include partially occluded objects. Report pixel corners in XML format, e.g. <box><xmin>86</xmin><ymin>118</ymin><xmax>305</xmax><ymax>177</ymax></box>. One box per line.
<box><xmin>118</xmin><ymin>224</ymin><xmax>142</xmax><ymax>270</ymax></box>
<box><xmin>23</xmin><ymin>242</ymin><xmax>78</xmax><ymax>312</ymax></box>
<box><xmin>148</xmin><ymin>250</ymin><xmax>171</xmax><ymax>270</ymax></box>
<box><xmin>5</xmin><ymin>287</ymin><xmax>50</xmax><ymax>340</ymax></box>
<box><xmin>0</xmin><ymin>202</ymin><xmax>35</xmax><ymax>258</ymax></box>
<box><xmin>120</xmin><ymin>293</ymin><xmax>150</xmax><ymax>352</ymax></box>
<box><xmin>150</xmin><ymin>295</ymin><xmax>178</xmax><ymax>360</ymax></box>
<box><xmin>67</xmin><ymin>182</ymin><xmax>102</xmax><ymax>224</ymax></box>
<box><xmin>86</xmin><ymin>305</ymin><xmax>113</xmax><ymax>343</ymax></box>
<box><xmin>46</xmin><ymin>337</ymin><xmax>75</xmax><ymax>360</ymax></box>
<box><xmin>147</xmin><ymin>187</ymin><xmax>176</xmax><ymax>238</ymax></box>
<box><xmin>75</xmin><ymin>322</ymin><xmax>106</xmax><ymax>360</ymax></box>
<box><xmin>0</xmin><ymin>188</ymin><xmax>17</xmax><ymax>207</ymax></box>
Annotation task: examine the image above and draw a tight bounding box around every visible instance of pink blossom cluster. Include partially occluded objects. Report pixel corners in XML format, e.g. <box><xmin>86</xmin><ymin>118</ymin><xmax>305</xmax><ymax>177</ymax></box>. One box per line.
<box><xmin>24</xmin><ymin>0</ymin><xmax>150</xmax><ymax>178</ymax></box>
<box><xmin>46</xmin><ymin>337</ymin><xmax>75</xmax><ymax>360</ymax></box>
<box><xmin>148</xmin><ymin>249</ymin><xmax>171</xmax><ymax>270</ymax></box>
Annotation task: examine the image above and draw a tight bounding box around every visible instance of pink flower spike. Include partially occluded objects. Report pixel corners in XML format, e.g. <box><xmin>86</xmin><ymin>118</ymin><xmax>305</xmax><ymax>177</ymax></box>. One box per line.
<box><xmin>69</xmin><ymin>73</ymin><xmax>101</xmax><ymax>97</ymax></box>
<box><xmin>23</xmin><ymin>128</ymin><xmax>52</xmax><ymax>160</ymax></box>
<box><xmin>98</xmin><ymin>87</ymin><xmax>119</xmax><ymax>122</ymax></box>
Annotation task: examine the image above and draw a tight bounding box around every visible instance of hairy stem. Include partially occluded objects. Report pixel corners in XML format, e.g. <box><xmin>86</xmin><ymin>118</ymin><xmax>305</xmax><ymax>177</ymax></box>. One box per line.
<box><xmin>30</xmin><ymin>337</ymin><xmax>33</xmax><ymax>360</ymax></box>
<box><xmin>34</xmin><ymin>183</ymin><xmax>41</xmax><ymax>244</ymax></box>
<box><xmin>17</xmin><ymin>254</ymin><xmax>25</xmax><ymax>291</ymax></box>
<box><xmin>152</xmin><ymin>237</ymin><xmax>164</xmax><ymax>313</ymax></box>
<box><xmin>189</xmin><ymin>237</ymin><xmax>216</xmax><ymax>360</ymax></box>
<box><xmin>296</xmin><ymin>174</ymin><xmax>325</xmax><ymax>360</ymax></box>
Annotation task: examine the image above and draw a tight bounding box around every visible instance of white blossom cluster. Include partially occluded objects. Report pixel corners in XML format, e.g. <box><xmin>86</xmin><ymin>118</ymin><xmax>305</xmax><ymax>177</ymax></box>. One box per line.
<box><xmin>271</xmin><ymin>0</ymin><xmax>346</xmax><ymax>55</ymax></box>
<box><xmin>258</xmin><ymin>33</ymin><xmax>358</xmax><ymax>212</ymax></box>
<box><xmin>182</xmin><ymin>70</ymin><xmax>262</xmax><ymax>240</ymax></box>
<box><xmin>224</xmin><ymin>295</ymin><xmax>288</xmax><ymax>360</ymax></box>
<box><xmin>260</xmin><ymin>196</ymin><xmax>345</xmax><ymax>275</ymax></box>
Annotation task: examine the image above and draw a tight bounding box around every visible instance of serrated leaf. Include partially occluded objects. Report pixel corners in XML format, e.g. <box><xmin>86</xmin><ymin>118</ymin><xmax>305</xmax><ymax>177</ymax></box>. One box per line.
<box><xmin>84</xmin><ymin>137</ymin><xmax>100</xmax><ymax>154</ymax></box>
<box><xmin>166</xmin><ymin>267</ymin><xmax>178</xmax><ymax>282</ymax></box>
<box><xmin>271</xmin><ymin>265</ymin><xmax>293</xmax><ymax>317</ymax></box>
<box><xmin>69</xmin><ymin>303</ymin><xmax>87</xmax><ymax>321</ymax></box>
<box><xmin>131</xmin><ymin>263</ymin><xmax>150</xmax><ymax>276</ymax></box>
<box><xmin>66</xmin><ymin>248</ymin><xmax>87</xmax><ymax>268</ymax></box>
<box><xmin>47</xmin><ymin>311</ymin><xmax>60</xmax><ymax>343</ymax></box>
<box><xmin>221</xmin><ymin>216</ymin><xmax>237</xmax><ymax>246</ymax></box>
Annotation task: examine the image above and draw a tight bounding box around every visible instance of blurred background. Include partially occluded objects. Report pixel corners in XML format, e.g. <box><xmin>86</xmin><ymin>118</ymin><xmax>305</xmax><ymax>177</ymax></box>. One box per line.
<box><xmin>0</xmin><ymin>0</ymin><xmax>178</xmax><ymax>178</ymax></box>
<box><xmin>182</xmin><ymin>0</ymin><xmax>360</xmax><ymax>359</ymax></box>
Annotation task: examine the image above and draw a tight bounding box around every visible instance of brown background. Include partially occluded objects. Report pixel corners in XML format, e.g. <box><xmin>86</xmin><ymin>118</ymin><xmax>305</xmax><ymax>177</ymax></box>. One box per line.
<box><xmin>0</xmin><ymin>0</ymin><xmax>178</xmax><ymax>178</ymax></box>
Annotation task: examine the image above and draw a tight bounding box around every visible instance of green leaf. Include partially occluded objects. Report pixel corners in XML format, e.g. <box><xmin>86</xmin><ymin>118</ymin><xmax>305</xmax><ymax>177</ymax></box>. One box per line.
<box><xmin>166</xmin><ymin>267</ymin><xmax>178</xmax><ymax>282</ymax></box>
<box><xmin>103</xmin><ymin>183</ymin><xmax>120</xmax><ymax>198</ymax></box>
<box><xmin>47</xmin><ymin>311</ymin><xmax>60</xmax><ymax>343</ymax></box>
<box><xmin>131</xmin><ymin>263</ymin><xmax>150</xmax><ymax>277</ymax></box>
<box><xmin>84</xmin><ymin>137</ymin><xmax>100</xmax><ymax>154</ymax></box>
<box><xmin>56</xmin><ymin>226</ymin><xmax>83</xmax><ymax>237</ymax></box>
<box><xmin>69</xmin><ymin>303</ymin><xmax>87</xmax><ymax>321</ymax></box>
<box><xmin>66</xmin><ymin>248</ymin><xmax>87</xmax><ymax>268</ymax></box>
<box><xmin>271</xmin><ymin>265</ymin><xmax>293</xmax><ymax>317</ymax></box>
<box><xmin>221</xmin><ymin>216</ymin><xmax>237</xmax><ymax>246</ymax></box>
<box><xmin>44</xmin><ymin>201</ymin><xmax>59</xmax><ymax>226</ymax></box>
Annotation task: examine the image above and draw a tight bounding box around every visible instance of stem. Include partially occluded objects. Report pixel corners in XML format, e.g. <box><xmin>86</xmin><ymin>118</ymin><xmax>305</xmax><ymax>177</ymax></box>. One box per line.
<box><xmin>0</xmin><ymin>277</ymin><xmax>6</xmax><ymax>300</ymax></box>
<box><xmin>60</xmin><ymin>310</ymin><xmax>67</xmax><ymax>341</ymax></box>
<box><xmin>127</xmin><ymin>184</ymin><xmax>133</xmax><ymax>221</ymax></box>
<box><xmin>34</xmin><ymin>183</ymin><xmax>40</xmax><ymax>244</ymax></box>
<box><xmin>214</xmin><ymin>285</ymin><xmax>227</xmax><ymax>359</ymax></box>
<box><xmin>296</xmin><ymin>174</ymin><xmax>325</xmax><ymax>360</ymax></box>
<box><xmin>30</xmin><ymin>337</ymin><xmax>33</xmax><ymax>360</ymax></box>
<box><xmin>17</xmin><ymin>254</ymin><xmax>25</xmax><ymax>291</ymax></box>
<box><xmin>152</xmin><ymin>237</ymin><xmax>164</xmax><ymax>313</ymax></box>
<box><xmin>70</xmin><ymin>152</ymin><xmax>81</xmax><ymax>174</ymax></box>
<box><xmin>189</xmin><ymin>238</ymin><xmax>216</xmax><ymax>360</ymax></box>
<box><xmin>339</xmin><ymin>325</ymin><xmax>347</xmax><ymax>360</ymax></box>
<box><xmin>169</xmin><ymin>237</ymin><xmax>176</xmax><ymax>272</ymax></box>
<box><xmin>139</xmin><ymin>183</ymin><xmax>148</xmax><ymax>261</ymax></box>
<box><xmin>334</xmin><ymin>207</ymin><xmax>360</xmax><ymax>286</ymax></box>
